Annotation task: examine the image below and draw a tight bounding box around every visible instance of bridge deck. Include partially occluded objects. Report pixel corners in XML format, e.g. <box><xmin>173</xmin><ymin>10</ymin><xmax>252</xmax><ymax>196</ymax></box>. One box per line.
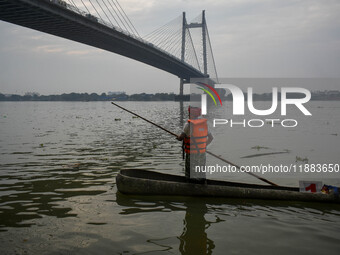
<box><xmin>0</xmin><ymin>0</ymin><xmax>206</xmax><ymax>79</ymax></box>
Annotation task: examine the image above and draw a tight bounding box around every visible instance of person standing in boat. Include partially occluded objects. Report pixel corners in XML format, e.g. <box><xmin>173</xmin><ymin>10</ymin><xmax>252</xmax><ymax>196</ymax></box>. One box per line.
<box><xmin>177</xmin><ymin>106</ymin><xmax>213</xmax><ymax>182</ymax></box>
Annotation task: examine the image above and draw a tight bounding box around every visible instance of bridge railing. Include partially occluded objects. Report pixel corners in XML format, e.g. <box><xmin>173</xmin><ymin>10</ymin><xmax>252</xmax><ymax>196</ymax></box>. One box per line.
<box><xmin>47</xmin><ymin>0</ymin><xmax>200</xmax><ymax>72</ymax></box>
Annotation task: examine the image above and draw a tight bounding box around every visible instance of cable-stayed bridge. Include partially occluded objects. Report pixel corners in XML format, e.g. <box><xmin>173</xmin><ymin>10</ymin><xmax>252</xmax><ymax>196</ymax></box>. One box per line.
<box><xmin>0</xmin><ymin>0</ymin><xmax>218</xmax><ymax>93</ymax></box>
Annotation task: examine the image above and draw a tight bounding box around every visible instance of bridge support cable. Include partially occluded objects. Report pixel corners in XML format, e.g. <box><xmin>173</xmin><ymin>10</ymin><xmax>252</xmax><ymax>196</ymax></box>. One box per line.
<box><xmin>79</xmin><ymin>0</ymin><xmax>91</xmax><ymax>15</ymax></box>
<box><xmin>106</xmin><ymin>0</ymin><xmax>131</xmax><ymax>33</ymax></box>
<box><xmin>144</xmin><ymin>13</ymin><xmax>202</xmax><ymax>71</ymax></box>
<box><xmin>101</xmin><ymin>0</ymin><xmax>123</xmax><ymax>31</ymax></box>
<box><xmin>95</xmin><ymin>0</ymin><xmax>115</xmax><ymax>28</ymax></box>
<box><xmin>87</xmin><ymin>0</ymin><xmax>105</xmax><ymax>24</ymax></box>
<box><xmin>113</xmin><ymin>0</ymin><xmax>140</xmax><ymax>37</ymax></box>
<box><xmin>145</xmin><ymin>24</ymin><xmax>177</xmax><ymax>45</ymax></box>
<box><xmin>144</xmin><ymin>15</ymin><xmax>182</xmax><ymax>42</ymax></box>
<box><xmin>73</xmin><ymin>0</ymin><xmax>121</xmax><ymax>29</ymax></box>
<box><xmin>153</xmin><ymin>26</ymin><xmax>180</xmax><ymax>47</ymax></box>
<box><xmin>160</xmin><ymin>23</ymin><xmax>183</xmax><ymax>55</ymax></box>
<box><xmin>64</xmin><ymin>0</ymin><xmax>139</xmax><ymax>36</ymax></box>
<box><xmin>185</xmin><ymin>28</ymin><xmax>201</xmax><ymax>72</ymax></box>
<box><xmin>67</xmin><ymin>0</ymin><xmax>78</xmax><ymax>10</ymax></box>
<box><xmin>163</xmin><ymin>30</ymin><xmax>182</xmax><ymax>56</ymax></box>
<box><xmin>151</xmin><ymin>25</ymin><xmax>180</xmax><ymax>48</ymax></box>
<box><xmin>152</xmin><ymin>21</ymin><xmax>181</xmax><ymax>49</ymax></box>
<box><xmin>109</xmin><ymin>0</ymin><xmax>139</xmax><ymax>37</ymax></box>
<box><xmin>144</xmin><ymin>15</ymin><xmax>186</xmax><ymax>60</ymax></box>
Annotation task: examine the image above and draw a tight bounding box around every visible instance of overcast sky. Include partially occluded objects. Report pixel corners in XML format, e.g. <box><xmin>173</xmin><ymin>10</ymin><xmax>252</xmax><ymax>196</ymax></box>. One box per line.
<box><xmin>0</xmin><ymin>0</ymin><xmax>339</xmax><ymax>95</ymax></box>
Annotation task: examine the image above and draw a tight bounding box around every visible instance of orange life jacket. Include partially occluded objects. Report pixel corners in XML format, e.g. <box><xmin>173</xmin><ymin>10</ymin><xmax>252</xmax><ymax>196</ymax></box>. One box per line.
<box><xmin>184</xmin><ymin>119</ymin><xmax>208</xmax><ymax>154</ymax></box>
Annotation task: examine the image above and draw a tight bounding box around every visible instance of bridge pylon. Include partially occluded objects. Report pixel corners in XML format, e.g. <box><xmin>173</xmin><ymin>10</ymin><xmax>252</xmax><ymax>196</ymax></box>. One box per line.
<box><xmin>179</xmin><ymin>10</ymin><xmax>208</xmax><ymax>98</ymax></box>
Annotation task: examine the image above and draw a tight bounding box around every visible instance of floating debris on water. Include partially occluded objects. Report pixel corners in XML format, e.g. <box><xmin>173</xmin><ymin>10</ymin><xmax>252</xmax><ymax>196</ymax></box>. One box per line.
<box><xmin>331</xmin><ymin>133</ymin><xmax>338</xmax><ymax>136</ymax></box>
<box><xmin>132</xmin><ymin>116</ymin><xmax>139</xmax><ymax>119</ymax></box>
<box><xmin>251</xmin><ymin>145</ymin><xmax>269</xmax><ymax>151</ymax></box>
<box><xmin>39</xmin><ymin>143</ymin><xmax>44</xmax><ymax>148</ymax></box>
<box><xmin>296</xmin><ymin>156</ymin><xmax>309</xmax><ymax>163</ymax></box>
<box><xmin>241</xmin><ymin>151</ymin><xmax>289</xmax><ymax>158</ymax></box>
<box><xmin>87</xmin><ymin>222</ymin><xmax>107</xmax><ymax>225</ymax></box>
<box><xmin>114</xmin><ymin>118</ymin><xmax>121</xmax><ymax>121</ymax></box>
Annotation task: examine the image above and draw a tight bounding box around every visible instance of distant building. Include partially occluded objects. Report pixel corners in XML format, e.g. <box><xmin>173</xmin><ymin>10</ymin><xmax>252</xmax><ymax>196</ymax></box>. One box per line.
<box><xmin>108</xmin><ymin>91</ymin><xmax>128</xmax><ymax>101</ymax></box>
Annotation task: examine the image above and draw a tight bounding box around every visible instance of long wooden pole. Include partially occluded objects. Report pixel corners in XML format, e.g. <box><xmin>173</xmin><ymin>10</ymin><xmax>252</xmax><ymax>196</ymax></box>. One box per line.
<box><xmin>205</xmin><ymin>151</ymin><xmax>278</xmax><ymax>186</ymax></box>
<box><xmin>111</xmin><ymin>102</ymin><xmax>278</xmax><ymax>186</ymax></box>
<box><xmin>111</xmin><ymin>102</ymin><xmax>178</xmax><ymax>137</ymax></box>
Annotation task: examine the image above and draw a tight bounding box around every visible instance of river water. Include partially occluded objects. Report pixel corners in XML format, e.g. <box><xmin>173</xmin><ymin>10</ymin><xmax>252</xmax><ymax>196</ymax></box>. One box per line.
<box><xmin>0</xmin><ymin>101</ymin><xmax>340</xmax><ymax>254</ymax></box>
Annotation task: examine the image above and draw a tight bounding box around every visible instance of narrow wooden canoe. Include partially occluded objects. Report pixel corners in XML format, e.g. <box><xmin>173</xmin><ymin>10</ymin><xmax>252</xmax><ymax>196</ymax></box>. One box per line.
<box><xmin>116</xmin><ymin>169</ymin><xmax>340</xmax><ymax>203</ymax></box>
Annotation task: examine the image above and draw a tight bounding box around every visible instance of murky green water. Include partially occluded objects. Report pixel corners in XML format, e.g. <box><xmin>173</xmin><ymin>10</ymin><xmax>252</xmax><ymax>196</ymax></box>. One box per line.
<box><xmin>0</xmin><ymin>101</ymin><xmax>340</xmax><ymax>254</ymax></box>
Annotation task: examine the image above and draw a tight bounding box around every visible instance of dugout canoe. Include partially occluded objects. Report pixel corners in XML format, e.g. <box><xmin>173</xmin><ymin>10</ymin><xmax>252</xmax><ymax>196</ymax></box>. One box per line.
<box><xmin>116</xmin><ymin>169</ymin><xmax>340</xmax><ymax>203</ymax></box>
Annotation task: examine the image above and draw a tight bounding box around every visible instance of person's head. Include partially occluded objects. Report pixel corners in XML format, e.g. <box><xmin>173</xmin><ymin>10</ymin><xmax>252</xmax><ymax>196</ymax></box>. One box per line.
<box><xmin>188</xmin><ymin>106</ymin><xmax>201</xmax><ymax>119</ymax></box>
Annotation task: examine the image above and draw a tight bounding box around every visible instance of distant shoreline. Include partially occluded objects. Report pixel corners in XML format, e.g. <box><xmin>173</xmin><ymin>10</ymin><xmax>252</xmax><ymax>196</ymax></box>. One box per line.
<box><xmin>1</xmin><ymin>91</ymin><xmax>339</xmax><ymax>101</ymax></box>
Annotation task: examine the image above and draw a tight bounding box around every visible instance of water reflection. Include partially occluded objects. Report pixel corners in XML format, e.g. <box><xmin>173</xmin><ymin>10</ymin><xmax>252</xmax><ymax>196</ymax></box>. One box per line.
<box><xmin>179</xmin><ymin>202</ymin><xmax>215</xmax><ymax>255</ymax></box>
<box><xmin>116</xmin><ymin>192</ymin><xmax>340</xmax><ymax>254</ymax></box>
<box><xmin>117</xmin><ymin>193</ymin><xmax>217</xmax><ymax>254</ymax></box>
<box><xmin>179</xmin><ymin>100</ymin><xmax>184</xmax><ymax>128</ymax></box>
<box><xmin>0</xmin><ymin>167</ymin><xmax>109</xmax><ymax>230</ymax></box>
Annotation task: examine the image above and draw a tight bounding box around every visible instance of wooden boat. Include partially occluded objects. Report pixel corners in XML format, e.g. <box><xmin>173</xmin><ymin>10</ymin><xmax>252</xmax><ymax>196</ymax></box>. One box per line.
<box><xmin>116</xmin><ymin>169</ymin><xmax>340</xmax><ymax>203</ymax></box>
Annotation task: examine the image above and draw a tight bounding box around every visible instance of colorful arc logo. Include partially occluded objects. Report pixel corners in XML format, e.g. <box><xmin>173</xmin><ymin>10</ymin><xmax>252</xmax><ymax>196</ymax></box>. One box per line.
<box><xmin>196</xmin><ymin>82</ymin><xmax>223</xmax><ymax>106</ymax></box>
